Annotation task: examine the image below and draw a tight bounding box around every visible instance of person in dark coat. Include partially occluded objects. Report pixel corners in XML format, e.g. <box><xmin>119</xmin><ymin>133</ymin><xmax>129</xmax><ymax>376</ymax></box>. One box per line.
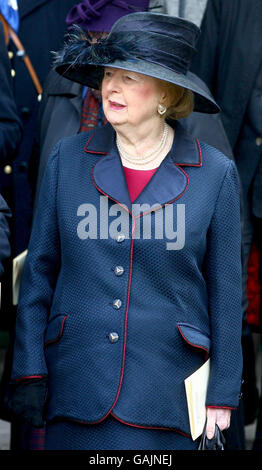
<box><xmin>0</xmin><ymin>14</ymin><xmax>20</xmax><ymax>332</ymax></box>
<box><xmin>6</xmin><ymin>0</ymin><xmax>79</xmax><ymax>258</ymax></box>
<box><xmin>0</xmin><ymin>14</ymin><xmax>15</xmax><ymax>418</ymax></box>
<box><xmin>0</xmin><ymin>0</ymin><xmax>81</xmax><ymax>450</ymax></box>
<box><xmin>8</xmin><ymin>12</ymin><xmax>243</xmax><ymax>450</ymax></box>
<box><xmin>190</xmin><ymin>0</ymin><xmax>262</xmax><ymax>448</ymax></box>
<box><xmin>0</xmin><ymin>19</ymin><xmax>21</xmax><ymax>203</ymax></box>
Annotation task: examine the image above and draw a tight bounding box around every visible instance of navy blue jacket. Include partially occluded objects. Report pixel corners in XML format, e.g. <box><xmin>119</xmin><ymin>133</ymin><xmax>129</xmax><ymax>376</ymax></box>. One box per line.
<box><xmin>191</xmin><ymin>0</ymin><xmax>262</xmax><ymax>220</ymax></box>
<box><xmin>11</xmin><ymin>121</ymin><xmax>243</xmax><ymax>437</ymax></box>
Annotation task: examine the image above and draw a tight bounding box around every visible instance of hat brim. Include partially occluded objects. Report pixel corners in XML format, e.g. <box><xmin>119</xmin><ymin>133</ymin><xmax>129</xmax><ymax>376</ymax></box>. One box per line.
<box><xmin>55</xmin><ymin>58</ymin><xmax>220</xmax><ymax>114</ymax></box>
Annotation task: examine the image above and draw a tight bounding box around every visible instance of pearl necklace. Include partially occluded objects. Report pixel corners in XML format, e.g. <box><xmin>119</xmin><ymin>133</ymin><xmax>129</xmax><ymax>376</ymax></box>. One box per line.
<box><xmin>116</xmin><ymin>121</ymin><xmax>169</xmax><ymax>167</ymax></box>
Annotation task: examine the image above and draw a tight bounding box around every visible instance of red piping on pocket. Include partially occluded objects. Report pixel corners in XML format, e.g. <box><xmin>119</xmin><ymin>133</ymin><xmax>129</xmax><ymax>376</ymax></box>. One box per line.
<box><xmin>12</xmin><ymin>375</ymin><xmax>44</xmax><ymax>381</ymax></box>
<box><xmin>177</xmin><ymin>324</ymin><xmax>209</xmax><ymax>361</ymax></box>
<box><xmin>44</xmin><ymin>315</ymin><xmax>68</xmax><ymax>347</ymax></box>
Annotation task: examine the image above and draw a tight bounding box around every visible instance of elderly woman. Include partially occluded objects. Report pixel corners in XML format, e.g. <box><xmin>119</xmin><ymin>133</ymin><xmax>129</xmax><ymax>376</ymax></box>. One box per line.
<box><xmin>8</xmin><ymin>12</ymin><xmax>243</xmax><ymax>450</ymax></box>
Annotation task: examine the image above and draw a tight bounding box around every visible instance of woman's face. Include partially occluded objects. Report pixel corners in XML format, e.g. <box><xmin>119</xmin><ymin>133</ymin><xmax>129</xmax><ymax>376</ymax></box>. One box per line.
<box><xmin>101</xmin><ymin>67</ymin><xmax>164</xmax><ymax>128</ymax></box>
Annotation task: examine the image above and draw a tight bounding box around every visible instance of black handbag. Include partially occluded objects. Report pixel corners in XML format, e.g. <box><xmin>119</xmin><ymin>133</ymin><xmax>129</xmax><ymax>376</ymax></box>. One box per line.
<box><xmin>198</xmin><ymin>422</ymin><xmax>226</xmax><ymax>450</ymax></box>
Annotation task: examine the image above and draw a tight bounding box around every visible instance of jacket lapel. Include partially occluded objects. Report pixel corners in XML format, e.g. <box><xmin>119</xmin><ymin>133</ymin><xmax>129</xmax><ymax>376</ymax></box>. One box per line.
<box><xmin>87</xmin><ymin>121</ymin><xmax>202</xmax><ymax>214</ymax></box>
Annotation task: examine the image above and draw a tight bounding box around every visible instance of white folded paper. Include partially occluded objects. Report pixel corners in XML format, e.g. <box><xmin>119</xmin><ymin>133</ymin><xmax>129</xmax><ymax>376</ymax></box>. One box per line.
<box><xmin>184</xmin><ymin>358</ymin><xmax>210</xmax><ymax>440</ymax></box>
<box><xmin>12</xmin><ymin>249</ymin><xmax>28</xmax><ymax>305</ymax></box>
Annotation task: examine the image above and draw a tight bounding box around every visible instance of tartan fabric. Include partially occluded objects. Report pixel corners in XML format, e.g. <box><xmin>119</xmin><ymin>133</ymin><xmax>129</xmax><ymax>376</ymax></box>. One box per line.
<box><xmin>80</xmin><ymin>88</ymin><xmax>106</xmax><ymax>132</ymax></box>
<box><xmin>29</xmin><ymin>426</ymin><xmax>45</xmax><ymax>450</ymax></box>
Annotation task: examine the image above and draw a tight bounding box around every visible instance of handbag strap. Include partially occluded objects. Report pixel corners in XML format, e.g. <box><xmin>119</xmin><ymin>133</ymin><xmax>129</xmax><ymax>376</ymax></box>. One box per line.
<box><xmin>0</xmin><ymin>13</ymin><xmax>42</xmax><ymax>96</ymax></box>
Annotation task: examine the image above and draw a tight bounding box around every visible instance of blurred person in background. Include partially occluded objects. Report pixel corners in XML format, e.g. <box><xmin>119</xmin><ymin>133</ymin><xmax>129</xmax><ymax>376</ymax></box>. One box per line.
<box><xmin>0</xmin><ymin>4</ymin><xmax>14</xmax><ymax>288</ymax></box>
<box><xmin>0</xmin><ymin>0</ymin><xmax>86</xmax><ymax>450</ymax></box>
<box><xmin>0</xmin><ymin>3</ymin><xmax>19</xmax><ymax>442</ymax></box>
<box><xmin>191</xmin><ymin>0</ymin><xmax>262</xmax><ymax>450</ymax></box>
<box><xmin>149</xmin><ymin>0</ymin><xmax>208</xmax><ymax>26</ymax></box>
<box><xmin>6</xmin><ymin>0</ymin><xmax>79</xmax><ymax>258</ymax></box>
<box><xmin>0</xmin><ymin>1</ymin><xmax>21</xmax><ymax>203</ymax></box>
<box><xmin>0</xmin><ymin>3</ymin><xmax>20</xmax><ymax>349</ymax></box>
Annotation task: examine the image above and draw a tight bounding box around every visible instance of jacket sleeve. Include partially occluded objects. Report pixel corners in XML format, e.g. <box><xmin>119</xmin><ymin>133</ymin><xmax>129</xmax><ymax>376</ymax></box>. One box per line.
<box><xmin>204</xmin><ymin>159</ymin><xmax>243</xmax><ymax>409</ymax></box>
<box><xmin>11</xmin><ymin>142</ymin><xmax>61</xmax><ymax>380</ymax></box>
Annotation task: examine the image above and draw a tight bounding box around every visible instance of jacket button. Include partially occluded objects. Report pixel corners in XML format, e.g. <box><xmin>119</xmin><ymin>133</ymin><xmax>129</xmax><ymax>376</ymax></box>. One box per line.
<box><xmin>16</xmin><ymin>49</ymin><xmax>26</xmax><ymax>59</ymax></box>
<box><xmin>21</xmin><ymin>106</ymin><xmax>30</xmax><ymax>116</ymax></box>
<box><xmin>112</xmin><ymin>299</ymin><xmax>122</xmax><ymax>309</ymax></box>
<box><xmin>4</xmin><ymin>165</ymin><xmax>12</xmax><ymax>174</ymax></box>
<box><xmin>116</xmin><ymin>234</ymin><xmax>125</xmax><ymax>243</ymax></box>
<box><xmin>114</xmin><ymin>266</ymin><xmax>124</xmax><ymax>276</ymax></box>
<box><xmin>109</xmin><ymin>332</ymin><xmax>119</xmax><ymax>343</ymax></box>
<box><xmin>256</xmin><ymin>137</ymin><xmax>262</xmax><ymax>146</ymax></box>
<box><xmin>19</xmin><ymin>161</ymin><xmax>28</xmax><ymax>172</ymax></box>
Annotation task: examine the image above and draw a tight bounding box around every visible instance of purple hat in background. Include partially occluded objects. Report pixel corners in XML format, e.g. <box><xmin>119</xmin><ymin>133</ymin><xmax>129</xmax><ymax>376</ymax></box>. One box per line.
<box><xmin>66</xmin><ymin>0</ymin><xmax>150</xmax><ymax>32</ymax></box>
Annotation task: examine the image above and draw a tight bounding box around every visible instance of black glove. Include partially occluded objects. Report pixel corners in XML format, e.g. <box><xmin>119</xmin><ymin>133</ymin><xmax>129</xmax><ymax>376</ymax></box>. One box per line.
<box><xmin>6</xmin><ymin>377</ymin><xmax>48</xmax><ymax>428</ymax></box>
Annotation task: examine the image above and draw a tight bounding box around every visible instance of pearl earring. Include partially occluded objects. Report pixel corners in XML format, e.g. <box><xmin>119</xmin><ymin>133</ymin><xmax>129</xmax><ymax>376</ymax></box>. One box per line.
<box><xmin>158</xmin><ymin>103</ymin><xmax>166</xmax><ymax>115</ymax></box>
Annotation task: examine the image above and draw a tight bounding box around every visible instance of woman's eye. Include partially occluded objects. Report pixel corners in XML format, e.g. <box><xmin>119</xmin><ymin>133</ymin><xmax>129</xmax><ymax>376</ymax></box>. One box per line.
<box><xmin>124</xmin><ymin>75</ymin><xmax>135</xmax><ymax>81</ymax></box>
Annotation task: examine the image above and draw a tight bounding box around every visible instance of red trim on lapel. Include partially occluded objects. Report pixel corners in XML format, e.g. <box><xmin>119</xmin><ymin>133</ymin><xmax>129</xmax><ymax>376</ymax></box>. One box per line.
<box><xmin>177</xmin><ymin>324</ymin><xmax>209</xmax><ymax>361</ymax></box>
<box><xmin>135</xmin><ymin>163</ymin><xmax>189</xmax><ymax>219</ymax></box>
<box><xmin>91</xmin><ymin>160</ymin><xmax>132</xmax><ymax>215</ymax></box>
<box><xmin>84</xmin><ymin>124</ymin><xmax>114</xmax><ymax>155</ymax></box>
<box><xmin>84</xmin><ymin>129</ymin><xmax>108</xmax><ymax>155</ymax></box>
<box><xmin>44</xmin><ymin>315</ymin><xmax>68</xmax><ymax>348</ymax></box>
<box><xmin>178</xmin><ymin>138</ymin><xmax>203</xmax><ymax>167</ymax></box>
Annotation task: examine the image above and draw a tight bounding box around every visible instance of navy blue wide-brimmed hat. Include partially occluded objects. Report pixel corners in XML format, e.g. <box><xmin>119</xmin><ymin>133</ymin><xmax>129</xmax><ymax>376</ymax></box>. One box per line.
<box><xmin>55</xmin><ymin>12</ymin><xmax>219</xmax><ymax>114</ymax></box>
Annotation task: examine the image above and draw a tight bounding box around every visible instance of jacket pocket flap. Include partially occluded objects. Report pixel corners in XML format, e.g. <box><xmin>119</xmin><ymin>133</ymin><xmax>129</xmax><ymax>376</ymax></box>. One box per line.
<box><xmin>44</xmin><ymin>314</ymin><xmax>67</xmax><ymax>347</ymax></box>
<box><xmin>177</xmin><ymin>322</ymin><xmax>210</xmax><ymax>354</ymax></box>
